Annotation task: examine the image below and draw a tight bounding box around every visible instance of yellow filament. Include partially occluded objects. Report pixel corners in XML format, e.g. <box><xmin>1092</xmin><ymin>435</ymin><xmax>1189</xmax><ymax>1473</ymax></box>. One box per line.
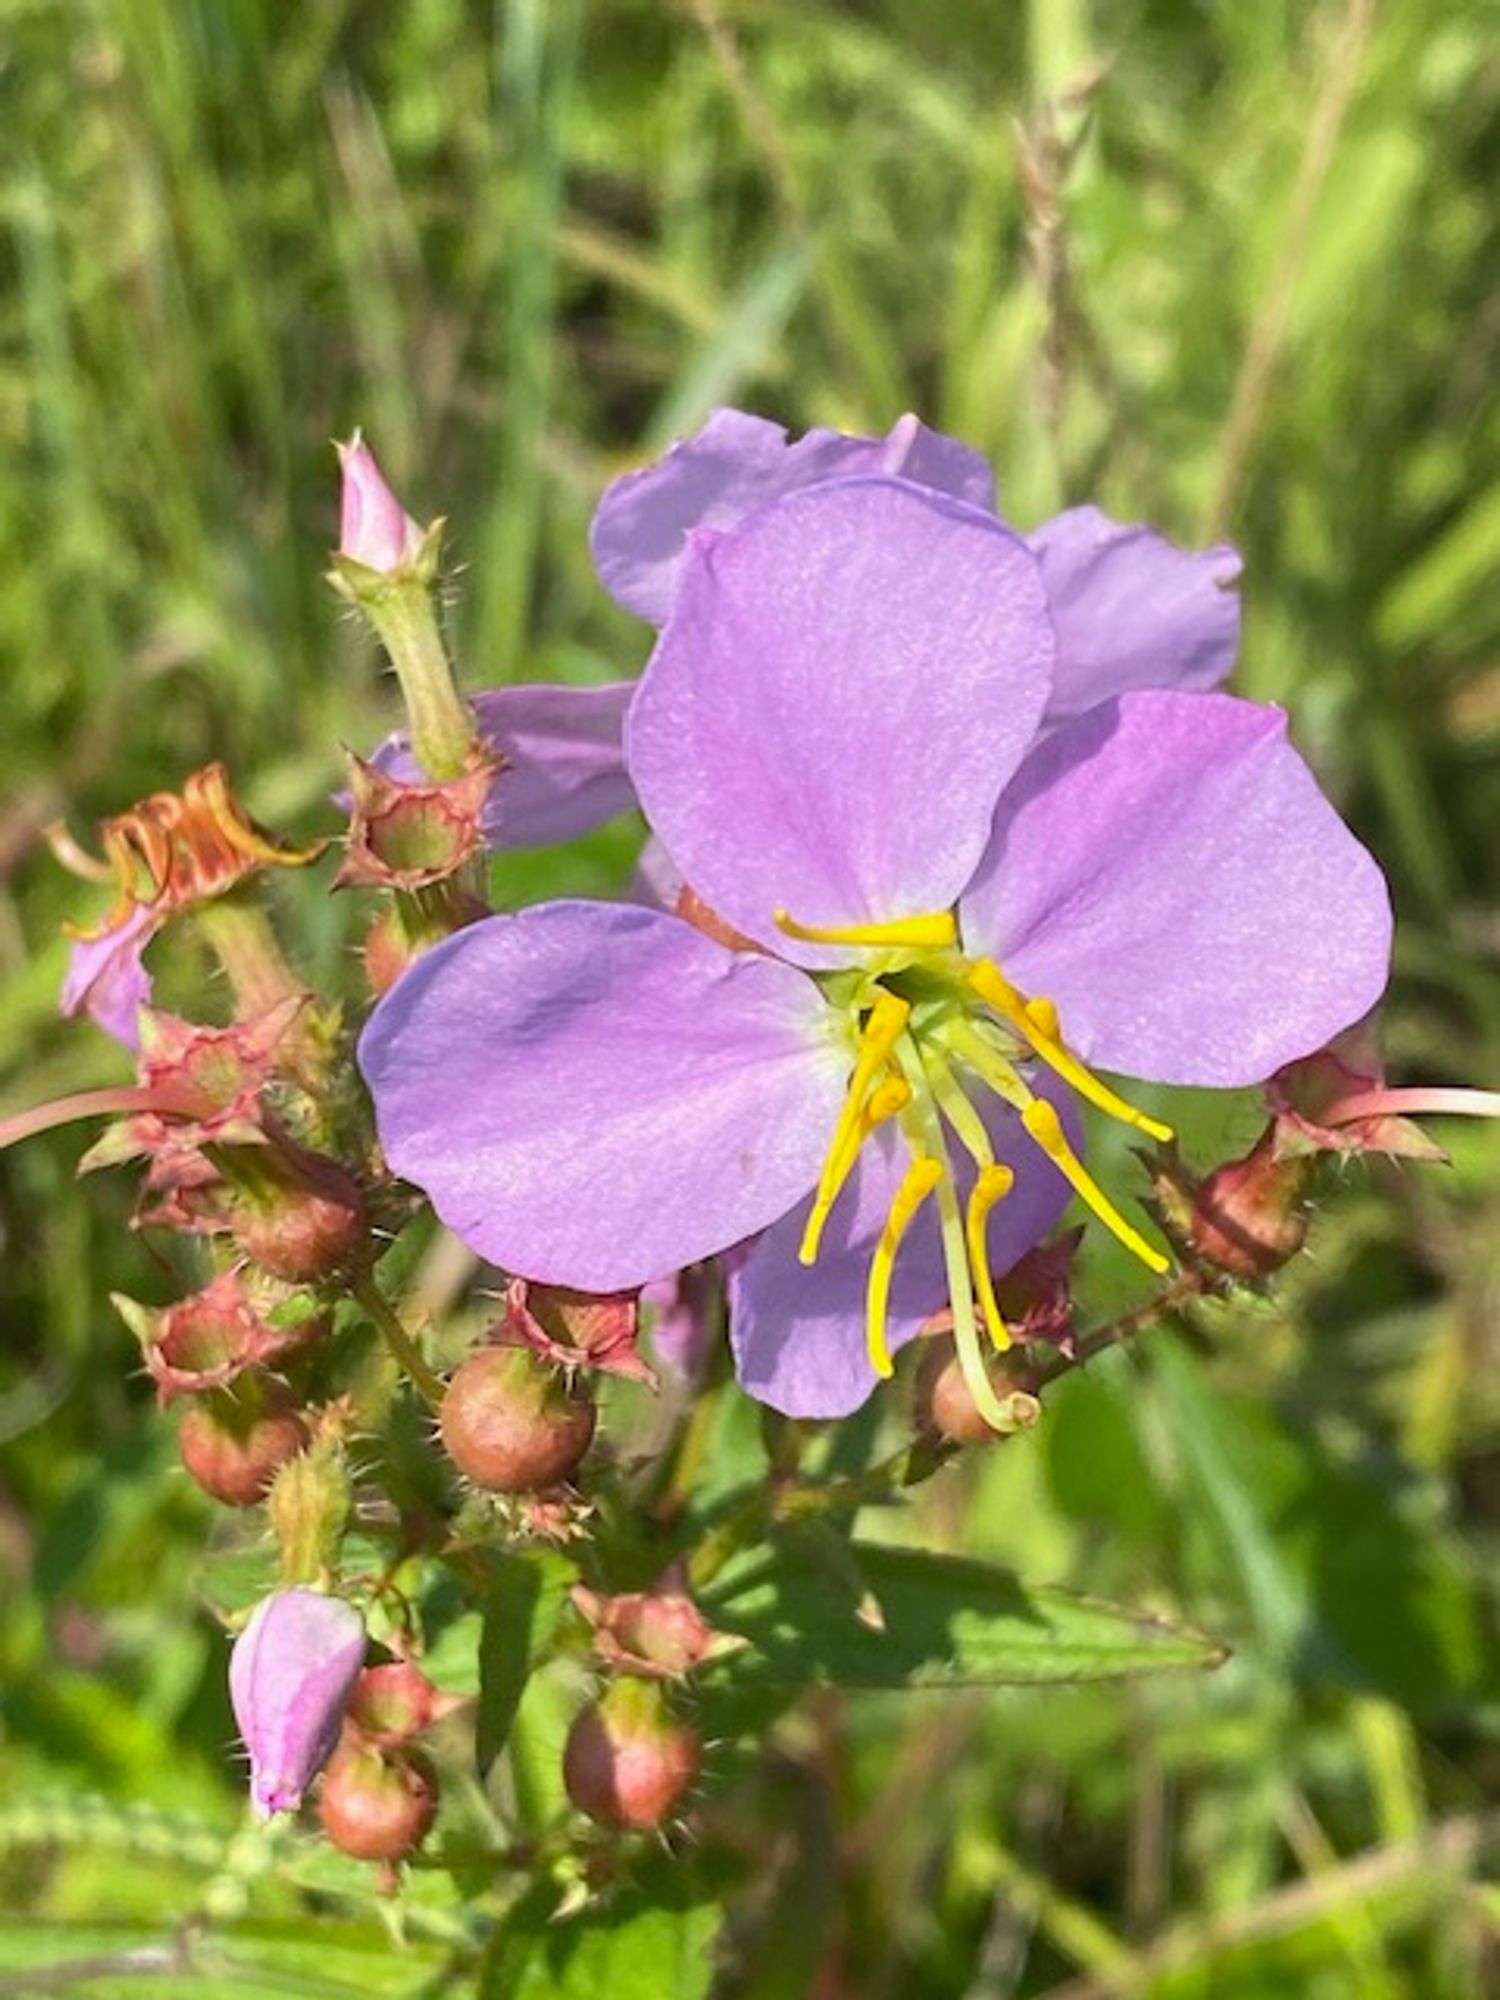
<box><xmin>965</xmin><ymin>1163</ymin><xmax>1017</xmax><ymax>1352</ymax></box>
<box><xmin>967</xmin><ymin>960</ymin><xmax>1174</xmax><ymax>1145</ymax></box>
<box><xmin>798</xmin><ymin>1072</ymin><xmax>912</xmax><ymax>1264</ymax></box>
<box><xmin>1020</xmin><ymin>1097</ymin><xmax>1171</xmax><ymax>1275</ymax></box>
<box><xmin>775</xmin><ymin>908</ymin><xmax>958</xmax><ymax>951</ymax></box>
<box><xmin>865</xmin><ymin>1156</ymin><xmax>944</xmax><ymax>1377</ymax></box>
<box><xmin>799</xmin><ymin>991</ymin><xmax>911</xmax><ymax>1265</ymax></box>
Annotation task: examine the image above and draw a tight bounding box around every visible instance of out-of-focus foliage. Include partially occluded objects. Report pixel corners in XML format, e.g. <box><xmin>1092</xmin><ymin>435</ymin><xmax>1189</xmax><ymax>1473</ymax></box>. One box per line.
<box><xmin>2</xmin><ymin>0</ymin><xmax>1499</xmax><ymax>1993</ymax></box>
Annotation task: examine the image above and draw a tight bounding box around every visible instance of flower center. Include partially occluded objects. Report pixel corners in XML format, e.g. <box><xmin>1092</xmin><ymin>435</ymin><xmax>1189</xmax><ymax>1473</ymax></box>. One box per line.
<box><xmin>773</xmin><ymin>905</ymin><xmax>1173</xmax><ymax>1431</ymax></box>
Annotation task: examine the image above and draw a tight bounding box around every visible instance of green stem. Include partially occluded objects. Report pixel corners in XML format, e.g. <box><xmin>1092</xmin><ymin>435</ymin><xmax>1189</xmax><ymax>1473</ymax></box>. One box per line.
<box><xmin>366</xmin><ymin>583</ymin><xmax>474</xmax><ymax>781</ymax></box>
<box><xmin>194</xmin><ymin>897</ymin><xmax>303</xmax><ymax>1017</ymax></box>
<box><xmin>351</xmin><ymin>1274</ymin><xmax>446</xmax><ymax>1409</ymax></box>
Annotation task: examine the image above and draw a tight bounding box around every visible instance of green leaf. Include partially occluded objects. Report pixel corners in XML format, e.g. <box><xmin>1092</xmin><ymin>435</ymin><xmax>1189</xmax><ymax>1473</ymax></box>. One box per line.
<box><xmin>477</xmin><ymin>1551</ymin><xmax>574</xmax><ymax>1771</ymax></box>
<box><xmin>0</xmin><ymin>1918</ymin><xmax>445</xmax><ymax>1999</ymax></box>
<box><xmin>481</xmin><ymin>1881</ymin><xmax>720</xmax><ymax>2000</ymax></box>
<box><xmin>704</xmin><ymin>1536</ymin><xmax>1226</xmax><ymax>1690</ymax></box>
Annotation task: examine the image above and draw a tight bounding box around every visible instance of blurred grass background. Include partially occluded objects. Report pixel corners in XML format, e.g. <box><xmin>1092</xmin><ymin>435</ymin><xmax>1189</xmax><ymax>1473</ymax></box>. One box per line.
<box><xmin>3</xmin><ymin>0</ymin><xmax>1500</xmax><ymax>1993</ymax></box>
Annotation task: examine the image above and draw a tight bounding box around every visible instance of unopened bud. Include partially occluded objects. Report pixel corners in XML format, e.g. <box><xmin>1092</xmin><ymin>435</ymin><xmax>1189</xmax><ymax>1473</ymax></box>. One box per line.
<box><xmin>1151</xmin><ymin>1128</ymin><xmax>1309</xmax><ymax>1281</ymax></box>
<box><xmin>562</xmin><ymin>1678</ymin><xmax>701</xmax><ymax>1832</ymax></box>
<box><xmin>229</xmin><ymin>1588</ymin><xmax>365</xmax><ymax>1818</ymax></box>
<box><xmin>318</xmin><ymin>1740</ymin><xmax>437</xmax><ymax>1862</ymax></box>
<box><xmin>335</xmin><ymin>435</ymin><xmax>424</xmax><ymax>576</ymax></box>
<box><xmin>179</xmin><ymin>1382</ymin><xmax>307</xmax><ymax>1506</ymax></box>
<box><xmin>439</xmin><ymin>1344</ymin><xmax>596</xmax><ymax>1493</ymax></box>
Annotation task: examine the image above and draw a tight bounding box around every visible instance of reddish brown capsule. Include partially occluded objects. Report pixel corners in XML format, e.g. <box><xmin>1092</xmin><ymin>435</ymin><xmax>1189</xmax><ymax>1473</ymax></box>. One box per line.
<box><xmin>317</xmin><ymin>1740</ymin><xmax>437</xmax><ymax>1862</ymax></box>
<box><xmin>913</xmin><ymin>1338</ymin><xmax>1040</xmax><ymax>1448</ymax></box>
<box><xmin>346</xmin><ymin>1661</ymin><xmax>450</xmax><ymax>1748</ymax></box>
<box><xmin>228</xmin><ymin>1151</ymin><xmax>367</xmax><ymax>1286</ymax></box>
<box><xmin>563</xmin><ymin>1678</ymin><xmax>701</xmax><ymax>1832</ymax></box>
<box><xmin>1150</xmin><ymin>1129</ymin><xmax>1310</xmax><ymax>1282</ymax></box>
<box><xmin>179</xmin><ymin>1386</ymin><xmax>307</xmax><ymax>1506</ymax></box>
<box><xmin>439</xmin><ymin>1345</ymin><xmax>595</xmax><ymax>1493</ymax></box>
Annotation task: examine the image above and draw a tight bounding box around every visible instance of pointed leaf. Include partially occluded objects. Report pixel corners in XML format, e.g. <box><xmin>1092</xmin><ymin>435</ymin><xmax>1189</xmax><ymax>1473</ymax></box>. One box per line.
<box><xmin>704</xmin><ymin>1536</ymin><xmax>1225</xmax><ymax>1689</ymax></box>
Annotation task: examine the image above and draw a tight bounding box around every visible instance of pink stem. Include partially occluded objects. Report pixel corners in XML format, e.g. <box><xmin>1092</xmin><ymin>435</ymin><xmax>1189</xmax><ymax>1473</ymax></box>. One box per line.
<box><xmin>0</xmin><ymin>1085</ymin><xmax>190</xmax><ymax>1151</ymax></box>
<box><xmin>1324</xmin><ymin>1086</ymin><xmax>1500</xmax><ymax>1125</ymax></box>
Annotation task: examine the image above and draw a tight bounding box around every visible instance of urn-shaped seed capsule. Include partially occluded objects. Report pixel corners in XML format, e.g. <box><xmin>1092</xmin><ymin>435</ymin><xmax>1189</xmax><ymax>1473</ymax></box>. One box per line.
<box><xmin>318</xmin><ymin>1740</ymin><xmax>437</xmax><ymax>1862</ymax></box>
<box><xmin>439</xmin><ymin>1345</ymin><xmax>595</xmax><ymax>1493</ymax></box>
<box><xmin>563</xmin><ymin>1677</ymin><xmax>701</xmax><ymax>1831</ymax></box>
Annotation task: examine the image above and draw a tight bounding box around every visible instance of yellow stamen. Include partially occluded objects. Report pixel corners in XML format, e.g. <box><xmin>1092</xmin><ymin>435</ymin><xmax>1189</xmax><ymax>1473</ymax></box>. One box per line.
<box><xmin>799</xmin><ymin>991</ymin><xmax>911</xmax><ymax>1265</ymax></box>
<box><xmin>965</xmin><ymin>1163</ymin><xmax>1017</xmax><ymax>1352</ymax></box>
<box><xmin>1026</xmin><ymin>995</ymin><xmax>1061</xmax><ymax>1041</ymax></box>
<box><xmin>798</xmin><ymin>1071</ymin><xmax>912</xmax><ymax>1264</ymax></box>
<box><xmin>775</xmin><ymin>908</ymin><xmax>958</xmax><ymax>952</ymax></box>
<box><xmin>1020</xmin><ymin>1097</ymin><xmax>1171</xmax><ymax>1275</ymax></box>
<box><xmin>865</xmin><ymin>1155</ymin><xmax>944</xmax><ymax>1378</ymax></box>
<box><xmin>967</xmin><ymin>960</ymin><xmax>1174</xmax><ymax>1145</ymax></box>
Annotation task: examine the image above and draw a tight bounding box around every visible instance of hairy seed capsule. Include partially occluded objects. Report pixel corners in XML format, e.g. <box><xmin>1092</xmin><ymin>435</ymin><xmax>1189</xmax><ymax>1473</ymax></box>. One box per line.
<box><xmin>439</xmin><ymin>1345</ymin><xmax>595</xmax><ymax>1493</ymax></box>
<box><xmin>179</xmin><ymin>1388</ymin><xmax>307</xmax><ymax>1506</ymax></box>
<box><xmin>318</xmin><ymin>1741</ymin><xmax>437</xmax><ymax>1862</ymax></box>
<box><xmin>562</xmin><ymin>1678</ymin><xmax>701</xmax><ymax>1832</ymax></box>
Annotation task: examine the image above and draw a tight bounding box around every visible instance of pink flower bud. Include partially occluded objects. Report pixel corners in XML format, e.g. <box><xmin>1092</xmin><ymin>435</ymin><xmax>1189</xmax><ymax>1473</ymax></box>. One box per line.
<box><xmin>230</xmin><ymin>1589</ymin><xmax>365</xmax><ymax>1818</ymax></box>
<box><xmin>336</xmin><ymin>434</ymin><xmax>423</xmax><ymax>574</ymax></box>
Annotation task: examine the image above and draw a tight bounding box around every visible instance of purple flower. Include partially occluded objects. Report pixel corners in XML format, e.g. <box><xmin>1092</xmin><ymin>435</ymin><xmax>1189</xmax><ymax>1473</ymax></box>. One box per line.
<box><xmin>336</xmin><ymin>433</ymin><xmax>423</xmax><ymax>575</ymax></box>
<box><xmin>229</xmin><ymin>1588</ymin><xmax>365</xmax><ymax>1818</ymax></box>
<box><xmin>367</xmin><ymin>681</ymin><xmax>637</xmax><ymax>851</ymax></box>
<box><xmin>60</xmin><ymin>903</ymin><xmax>153</xmax><ymax>1050</ymax></box>
<box><xmin>591</xmin><ymin>408</ymin><xmax>1241</xmax><ymax>724</ymax></box>
<box><xmin>359</xmin><ymin>477</ymin><xmax>1390</xmax><ymax>1422</ymax></box>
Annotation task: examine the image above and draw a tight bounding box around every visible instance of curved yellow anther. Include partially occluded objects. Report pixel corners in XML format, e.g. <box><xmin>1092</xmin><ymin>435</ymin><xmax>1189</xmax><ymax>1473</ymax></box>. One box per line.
<box><xmin>1020</xmin><ymin>1097</ymin><xmax>1171</xmax><ymax>1275</ymax></box>
<box><xmin>866</xmin><ymin>1155</ymin><xmax>944</xmax><ymax>1378</ymax></box>
<box><xmin>1025</xmin><ymin>995</ymin><xmax>1060</xmax><ymax>1041</ymax></box>
<box><xmin>967</xmin><ymin>960</ymin><xmax>1174</xmax><ymax>1145</ymax></box>
<box><xmin>799</xmin><ymin>991</ymin><xmax>912</xmax><ymax>1266</ymax></box>
<box><xmin>798</xmin><ymin>1071</ymin><xmax>912</xmax><ymax>1264</ymax></box>
<box><xmin>965</xmin><ymin>1163</ymin><xmax>1017</xmax><ymax>1352</ymax></box>
<box><xmin>775</xmin><ymin>908</ymin><xmax>958</xmax><ymax>952</ymax></box>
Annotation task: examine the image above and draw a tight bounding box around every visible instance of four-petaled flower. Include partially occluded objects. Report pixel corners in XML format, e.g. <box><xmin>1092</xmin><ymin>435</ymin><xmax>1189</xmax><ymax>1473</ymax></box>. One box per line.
<box><xmin>360</xmin><ymin>469</ymin><xmax>1391</xmax><ymax>1423</ymax></box>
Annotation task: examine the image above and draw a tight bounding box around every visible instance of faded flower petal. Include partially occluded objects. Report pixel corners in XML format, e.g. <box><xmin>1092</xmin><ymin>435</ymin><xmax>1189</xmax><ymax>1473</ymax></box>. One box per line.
<box><xmin>591</xmin><ymin>408</ymin><xmax>997</xmax><ymax>624</ymax></box>
<box><xmin>961</xmin><ymin>690</ymin><xmax>1392</xmax><ymax>1088</ymax></box>
<box><xmin>359</xmin><ymin>901</ymin><xmax>848</xmax><ymax>1290</ymax></box>
<box><xmin>60</xmin><ymin>904</ymin><xmax>152</xmax><ymax>1050</ymax></box>
<box><xmin>229</xmin><ymin>1589</ymin><xmax>365</xmax><ymax>1818</ymax></box>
